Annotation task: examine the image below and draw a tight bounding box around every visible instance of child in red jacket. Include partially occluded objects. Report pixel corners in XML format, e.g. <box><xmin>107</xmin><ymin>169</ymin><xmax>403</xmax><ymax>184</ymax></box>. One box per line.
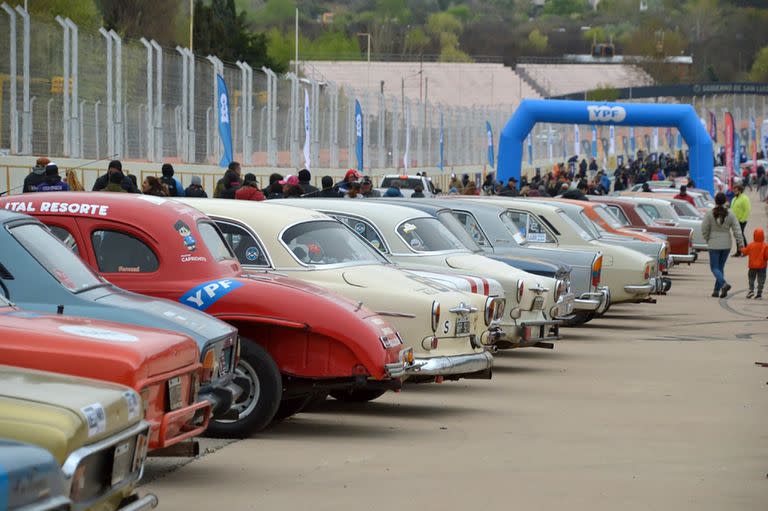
<box><xmin>740</xmin><ymin>227</ymin><xmax>768</xmax><ymax>298</ymax></box>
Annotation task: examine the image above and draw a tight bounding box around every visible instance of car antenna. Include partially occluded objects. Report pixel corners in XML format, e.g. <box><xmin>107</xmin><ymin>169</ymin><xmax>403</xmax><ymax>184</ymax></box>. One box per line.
<box><xmin>0</xmin><ymin>154</ymin><xmax>119</xmax><ymax>197</ymax></box>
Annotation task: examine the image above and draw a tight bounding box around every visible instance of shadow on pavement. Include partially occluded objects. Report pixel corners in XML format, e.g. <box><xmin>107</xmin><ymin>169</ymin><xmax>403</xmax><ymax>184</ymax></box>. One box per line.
<box><xmin>304</xmin><ymin>399</ymin><xmax>485</xmax><ymax>419</ymax></box>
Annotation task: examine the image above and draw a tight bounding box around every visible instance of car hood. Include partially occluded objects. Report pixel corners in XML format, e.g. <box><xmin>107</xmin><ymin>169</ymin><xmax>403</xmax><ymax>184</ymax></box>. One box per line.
<box><xmin>0</xmin><ymin>310</ymin><xmax>198</xmax><ymax>381</ymax></box>
<box><xmin>488</xmin><ymin>254</ymin><xmax>569</xmax><ymax>279</ymax></box>
<box><xmin>341</xmin><ymin>265</ymin><xmax>457</xmax><ymax>295</ymax></box>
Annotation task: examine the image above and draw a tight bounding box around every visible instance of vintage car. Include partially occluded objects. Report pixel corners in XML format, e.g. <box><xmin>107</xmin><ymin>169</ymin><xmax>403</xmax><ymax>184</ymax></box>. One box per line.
<box><xmin>474</xmin><ymin>198</ymin><xmax>656</xmax><ymax>305</ymax></box>
<box><xmin>3</xmin><ymin>193</ymin><xmax>416</xmax><ymax>427</ymax></box>
<box><xmin>285</xmin><ymin>199</ymin><xmax>572</xmax><ymax>348</ymax></box>
<box><xmin>0</xmin><ymin>294</ymin><xmax>209</xmax><ymax>456</ymax></box>
<box><xmin>433</xmin><ymin>198</ymin><xmax>611</xmax><ymax>323</ymax></box>
<box><xmin>178</xmin><ymin>198</ymin><xmax>497</xmax><ymax>378</ymax></box>
<box><xmin>610</xmin><ymin>195</ymin><xmax>707</xmax><ymax>250</ymax></box>
<box><xmin>0</xmin><ymin>207</ymin><xmax>244</xmax><ymax>437</ymax></box>
<box><xmin>0</xmin><ymin>439</ymin><xmax>72</xmax><ymax>510</ymax></box>
<box><xmin>588</xmin><ymin>196</ymin><xmax>697</xmax><ymax>264</ymax></box>
<box><xmin>0</xmin><ymin>365</ymin><xmax>157</xmax><ymax>511</ymax></box>
<box><xmin>535</xmin><ymin>200</ymin><xmax>671</xmax><ymax>294</ymax></box>
<box><xmin>628</xmin><ymin>182</ymin><xmax>714</xmax><ymax>210</ymax></box>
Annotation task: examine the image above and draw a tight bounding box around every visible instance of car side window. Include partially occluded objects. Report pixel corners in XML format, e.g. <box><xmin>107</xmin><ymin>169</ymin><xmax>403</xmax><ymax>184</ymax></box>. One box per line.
<box><xmin>639</xmin><ymin>204</ymin><xmax>661</xmax><ymax>220</ymax></box>
<box><xmin>452</xmin><ymin>211</ymin><xmax>489</xmax><ymax>246</ymax></box>
<box><xmin>91</xmin><ymin>230</ymin><xmax>159</xmax><ymax>273</ymax></box>
<box><xmin>48</xmin><ymin>225</ymin><xmax>79</xmax><ymax>255</ymax></box>
<box><xmin>215</xmin><ymin>220</ymin><xmax>270</xmax><ymax>266</ymax></box>
<box><xmin>330</xmin><ymin>214</ymin><xmax>388</xmax><ymax>253</ymax></box>
<box><xmin>606</xmin><ymin>205</ymin><xmax>630</xmax><ymax>225</ymax></box>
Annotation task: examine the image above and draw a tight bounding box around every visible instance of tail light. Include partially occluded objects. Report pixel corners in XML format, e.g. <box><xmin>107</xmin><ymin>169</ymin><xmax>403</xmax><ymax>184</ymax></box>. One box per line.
<box><xmin>516</xmin><ymin>280</ymin><xmax>525</xmax><ymax>303</ymax></box>
<box><xmin>422</xmin><ymin>336</ymin><xmax>438</xmax><ymax>350</ymax></box>
<box><xmin>484</xmin><ymin>297</ymin><xmax>506</xmax><ymax>326</ymax></box>
<box><xmin>201</xmin><ymin>348</ymin><xmax>218</xmax><ymax>383</ymax></box>
<box><xmin>644</xmin><ymin>263</ymin><xmax>652</xmax><ymax>280</ymax></box>
<box><xmin>591</xmin><ymin>254</ymin><xmax>603</xmax><ymax>288</ymax></box>
<box><xmin>554</xmin><ymin>280</ymin><xmax>565</xmax><ymax>302</ymax></box>
<box><xmin>688</xmin><ymin>231</ymin><xmax>693</xmax><ymax>251</ymax></box>
<box><xmin>659</xmin><ymin>247</ymin><xmax>668</xmax><ymax>272</ymax></box>
<box><xmin>431</xmin><ymin>301</ymin><xmax>440</xmax><ymax>332</ymax></box>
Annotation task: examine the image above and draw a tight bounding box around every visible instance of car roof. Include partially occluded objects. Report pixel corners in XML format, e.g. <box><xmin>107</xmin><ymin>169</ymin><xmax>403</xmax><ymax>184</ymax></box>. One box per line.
<box><xmin>277</xmin><ymin>198</ymin><xmax>433</xmax><ymax>226</ymax></box>
<box><xmin>472</xmin><ymin>197</ymin><xmax>564</xmax><ymax>214</ymax></box>
<box><xmin>0</xmin><ymin>208</ymin><xmax>34</xmax><ymax>224</ymax></box>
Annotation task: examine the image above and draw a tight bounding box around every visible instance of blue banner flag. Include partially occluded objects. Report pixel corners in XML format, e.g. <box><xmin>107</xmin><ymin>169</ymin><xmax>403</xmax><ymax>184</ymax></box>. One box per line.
<box><xmin>676</xmin><ymin>131</ymin><xmax>683</xmax><ymax>150</ymax></box>
<box><xmin>486</xmin><ymin>121</ymin><xmax>494</xmax><ymax>168</ymax></box>
<box><xmin>355</xmin><ymin>100</ymin><xmax>363</xmax><ymax>172</ymax></box>
<box><xmin>216</xmin><ymin>74</ymin><xmax>233</xmax><ymax>168</ymax></box>
<box><xmin>527</xmin><ymin>133</ymin><xmax>533</xmax><ymax>165</ymax></box>
<box><xmin>439</xmin><ymin>110</ymin><xmax>444</xmax><ymax>171</ymax></box>
<box><xmin>629</xmin><ymin>127</ymin><xmax>636</xmax><ymax>154</ymax></box>
<box><xmin>591</xmin><ymin>126</ymin><xmax>597</xmax><ymax>158</ymax></box>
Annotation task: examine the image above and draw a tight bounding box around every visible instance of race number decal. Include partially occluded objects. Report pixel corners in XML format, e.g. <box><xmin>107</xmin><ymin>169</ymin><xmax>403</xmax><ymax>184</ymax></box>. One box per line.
<box><xmin>81</xmin><ymin>403</ymin><xmax>107</xmax><ymax>437</ymax></box>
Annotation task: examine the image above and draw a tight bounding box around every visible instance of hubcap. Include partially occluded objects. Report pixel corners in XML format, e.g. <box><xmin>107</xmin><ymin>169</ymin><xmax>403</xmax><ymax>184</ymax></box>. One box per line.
<box><xmin>217</xmin><ymin>360</ymin><xmax>261</xmax><ymax>423</ymax></box>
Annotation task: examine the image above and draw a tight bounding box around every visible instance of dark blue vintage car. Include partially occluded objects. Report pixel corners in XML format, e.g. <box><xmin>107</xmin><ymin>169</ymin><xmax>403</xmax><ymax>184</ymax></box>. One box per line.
<box><xmin>0</xmin><ymin>439</ymin><xmax>71</xmax><ymax>510</ymax></box>
<box><xmin>0</xmin><ymin>209</ymin><xmax>243</xmax><ymax>437</ymax></box>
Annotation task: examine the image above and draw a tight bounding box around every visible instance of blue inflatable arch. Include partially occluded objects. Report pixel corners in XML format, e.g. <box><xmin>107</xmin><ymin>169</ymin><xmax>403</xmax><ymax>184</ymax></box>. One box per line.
<box><xmin>497</xmin><ymin>99</ymin><xmax>714</xmax><ymax>194</ymax></box>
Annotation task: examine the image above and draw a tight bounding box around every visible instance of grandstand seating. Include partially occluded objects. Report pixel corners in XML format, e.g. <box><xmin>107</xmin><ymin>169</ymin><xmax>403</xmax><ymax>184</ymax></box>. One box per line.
<box><xmin>516</xmin><ymin>63</ymin><xmax>654</xmax><ymax>97</ymax></box>
<box><xmin>302</xmin><ymin>61</ymin><xmax>541</xmax><ymax>108</ymax></box>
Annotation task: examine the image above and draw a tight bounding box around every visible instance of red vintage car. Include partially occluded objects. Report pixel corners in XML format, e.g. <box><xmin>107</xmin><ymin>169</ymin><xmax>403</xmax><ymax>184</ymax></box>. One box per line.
<box><xmin>589</xmin><ymin>196</ymin><xmax>697</xmax><ymax>264</ymax></box>
<box><xmin>2</xmin><ymin>192</ymin><xmax>413</xmax><ymax>436</ymax></box>
<box><xmin>0</xmin><ymin>295</ymin><xmax>209</xmax><ymax>455</ymax></box>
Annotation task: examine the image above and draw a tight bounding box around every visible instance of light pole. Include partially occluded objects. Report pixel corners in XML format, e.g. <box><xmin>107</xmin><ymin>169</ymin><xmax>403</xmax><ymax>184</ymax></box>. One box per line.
<box><xmin>189</xmin><ymin>0</ymin><xmax>194</xmax><ymax>50</ymax></box>
<box><xmin>356</xmin><ymin>32</ymin><xmax>371</xmax><ymax>91</ymax></box>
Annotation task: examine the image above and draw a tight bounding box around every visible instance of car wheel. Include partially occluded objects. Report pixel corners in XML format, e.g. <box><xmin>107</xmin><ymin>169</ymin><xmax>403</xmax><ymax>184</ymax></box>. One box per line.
<box><xmin>272</xmin><ymin>395</ymin><xmax>313</xmax><ymax>422</ymax></box>
<box><xmin>329</xmin><ymin>389</ymin><xmax>386</xmax><ymax>403</ymax></box>
<box><xmin>206</xmin><ymin>341</ymin><xmax>282</xmax><ymax>438</ymax></box>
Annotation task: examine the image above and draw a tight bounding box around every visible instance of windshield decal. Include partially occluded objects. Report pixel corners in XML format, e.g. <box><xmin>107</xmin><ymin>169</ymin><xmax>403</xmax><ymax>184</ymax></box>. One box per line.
<box><xmin>402</xmin><ymin>222</ymin><xmax>417</xmax><ymax>233</ymax></box>
<box><xmin>174</xmin><ymin>220</ymin><xmax>197</xmax><ymax>251</ymax></box>
<box><xmin>180</xmin><ymin>279</ymin><xmax>244</xmax><ymax>311</ymax></box>
<box><xmin>244</xmin><ymin>246</ymin><xmax>261</xmax><ymax>261</ymax></box>
<box><xmin>123</xmin><ymin>390</ymin><xmax>140</xmax><ymax>421</ymax></box>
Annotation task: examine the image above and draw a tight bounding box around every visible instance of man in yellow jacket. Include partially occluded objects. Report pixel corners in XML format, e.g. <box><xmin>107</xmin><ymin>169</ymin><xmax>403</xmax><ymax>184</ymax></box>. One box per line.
<box><xmin>731</xmin><ymin>184</ymin><xmax>751</xmax><ymax>257</ymax></box>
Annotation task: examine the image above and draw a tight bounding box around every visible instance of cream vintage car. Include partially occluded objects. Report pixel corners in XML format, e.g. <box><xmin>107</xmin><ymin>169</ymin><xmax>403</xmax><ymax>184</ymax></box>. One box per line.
<box><xmin>179</xmin><ymin>198</ymin><xmax>497</xmax><ymax>385</ymax></box>
<box><xmin>478</xmin><ymin>198</ymin><xmax>656</xmax><ymax>304</ymax></box>
<box><xmin>285</xmin><ymin>199</ymin><xmax>572</xmax><ymax>350</ymax></box>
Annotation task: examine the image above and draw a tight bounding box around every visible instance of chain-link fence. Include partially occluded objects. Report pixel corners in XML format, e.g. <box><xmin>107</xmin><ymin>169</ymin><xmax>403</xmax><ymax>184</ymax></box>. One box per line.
<box><xmin>0</xmin><ymin>7</ymin><xmax>514</xmax><ymax>172</ymax></box>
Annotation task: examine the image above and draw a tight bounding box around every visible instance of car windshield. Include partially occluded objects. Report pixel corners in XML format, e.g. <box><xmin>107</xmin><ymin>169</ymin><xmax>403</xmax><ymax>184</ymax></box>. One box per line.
<box><xmin>557</xmin><ymin>211</ymin><xmax>595</xmax><ymax>241</ymax></box>
<box><xmin>675</xmin><ymin>201</ymin><xmax>702</xmax><ymax>218</ymax></box>
<box><xmin>282</xmin><ymin>220</ymin><xmax>388</xmax><ymax>266</ymax></box>
<box><xmin>634</xmin><ymin>205</ymin><xmax>655</xmax><ymax>225</ymax></box>
<box><xmin>594</xmin><ymin>205</ymin><xmax>626</xmax><ymax>228</ymax></box>
<box><xmin>396</xmin><ymin>217</ymin><xmax>468</xmax><ymax>253</ymax></box>
<box><xmin>576</xmin><ymin>211</ymin><xmax>603</xmax><ymax>238</ymax></box>
<box><xmin>8</xmin><ymin>223</ymin><xmax>104</xmax><ymax>293</ymax></box>
<box><xmin>436</xmin><ymin>211</ymin><xmax>483</xmax><ymax>253</ymax></box>
<box><xmin>381</xmin><ymin>177</ymin><xmax>421</xmax><ymax>189</ymax></box>
<box><xmin>498</xmin><ymin>211</ymin><xmax>529</xmax><ymax>245</ymax></box>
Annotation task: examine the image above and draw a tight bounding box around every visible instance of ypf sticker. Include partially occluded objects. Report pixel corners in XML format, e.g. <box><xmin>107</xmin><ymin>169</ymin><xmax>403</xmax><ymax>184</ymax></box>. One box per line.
<box><xmin>59</xmin><ymin>325</ymin><xmax>139</xmax><ymax>343</ymax></box>
<box><xmin>180</xmin><ymin>279</ymin><xmax>244</xmax><ymax>311</ymax></box>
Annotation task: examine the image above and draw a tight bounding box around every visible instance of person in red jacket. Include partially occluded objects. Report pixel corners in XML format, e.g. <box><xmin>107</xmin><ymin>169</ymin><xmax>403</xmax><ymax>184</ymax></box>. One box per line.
<box><xmin>673</xmin><ymin>185</ymin><xmax>696</xmax><ymax>206</ymax></box>
<box><xmin>235</xmin><ymin>173</ymin><xmax>265</xmax><ymax>201</ymax></box>
<box><xmin>740</xmin><ymin>227</ymin><xmax>768</xmax><ymax>299</ymax></box>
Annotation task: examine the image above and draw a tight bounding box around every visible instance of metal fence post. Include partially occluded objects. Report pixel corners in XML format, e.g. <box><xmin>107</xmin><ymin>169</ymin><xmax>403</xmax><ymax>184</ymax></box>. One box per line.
<box><xmin>79</xmin><ymin>99</ymin><xmax>85</xmax><ymax>157</ymax></box>
<box><xmin>109</xmin><ymin>30</ymin><xmax>122</xmax><ymax>158</ymax></box>
<box><xmin>176</xmin><ymin>46</ymin><xmax>189</xmax><ymax>162</ymax></box>
<box><xmin>98</xmin><ymin>28</ymin><xmax>113</xmax><ymax>157</ymax></box>
<box><xmin>140</xmin><ymin>38</ymin><xmax>154</xmax><ymax>161</ymax></box>
<box><xmin>416</xmin><ymin>99</ymin><xmax>423</xmax><ymax>168</ymax></box>
<box><xmin>186</xmin><ymin>49</ymin><xmax>196</xmax><ymax>162</ymax></box>
<box><xmin>14</xmin><ymin>6</ymin><xmax>30</xmax><ymax>154</ymax></box>
<box><xmin>150</xmin><ymin>40</ymin><xmax>163</xmax><ymax>161</ymax></box>
<box><xmin>94</xmin><ymin>100</ymin><xmax>100</xmax><ymax>158</ymax></box>
<box><xmin>346</xmin><ymin>88</ymin><xmax>355</xmax><ymax>169</ymax></box>
<box><xmin>287</xmin><ymin>73</ymin><xmax>299</xmax><ymax>168</ymax></box>
<box><xmin>207</xmin><ymin>56</ymin><xmax>222</xmax><ymax>163</ymax></box>
<box><xmin>65</xmin><ymin>18</ymin><xmax>78</xmax><ymax>157</ymax></box>
<box><xmin>46</xmin><ymin>98</ymin><xmax>52</xmax><ymax>156</ymax></box>
<box><xmin>1</xmin><ymin>4</ymin><xmax>18</xmax><ymax>154</ymax></box>
<box><xmin>310</xmin><ymin>78</ymin><xmax>319</xmax><ymax>170</ymax></box>
<box><xmin>391</xmin><ymin>97</ymin><xmax>399</xmax><ymax>170</ymax></box>
<box><xmin>377</xmin><ymin>93</ymin><xmax>385</xmax><ymax>170</ymax></box>
<box><xmin>329</xmin><ymin>81</ymin><xmax>339</xmax><ymax>169</ymax></box>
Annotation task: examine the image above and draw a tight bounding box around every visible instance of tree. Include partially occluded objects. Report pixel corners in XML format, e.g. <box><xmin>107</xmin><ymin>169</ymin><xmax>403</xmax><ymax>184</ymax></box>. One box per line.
<box><xmin>9</xmin><ymin>0</ymin><xmax>100</xmax><ymax>29</ymax></box>
<box><xmin>542</xmin><ymin>0</ymin><xmax>589</xmax><ymax>16</ymax></box>
<box><xmin>748</xmin><ymin>46</ymin><xmax>768</xmax><ymax>82</ymax></box>
<box><xmin>97</xmin><ymin>0</ymin><xmax>180</xmax><ymax>45</ymax></box>
<box><xmin>254</xmin><ymin>0</ymin><xmax>295</xmax><ymax>28</ymax></box>
<box><xmin>527</xmin><ymin>28</ymin><xmax>549</xmax><ymax>53</ymax></box>
<box><xmin>404</xmin><ymin>27</ymin><xmax>430</xmax><ymax>55</ymax></box>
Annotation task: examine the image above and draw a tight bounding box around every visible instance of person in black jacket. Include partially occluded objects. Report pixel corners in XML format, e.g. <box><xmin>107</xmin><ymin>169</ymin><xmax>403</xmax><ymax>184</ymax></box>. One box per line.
<box><xmin>23</xmin><ymin>157</ymin><xmax>50</xmax><ymax>193</ymax></box>
<box><xmin>92</xmin><ymin>160</ymin><xmax>139</xmax><ymax>193</ymax></box>
<box><xmin>184</xmin><ymin>176</ymin><xmax>208</xmax><ymax>198</ymax></box>
<box><xmin>297</xmin><ymin>168</ymin><xmax>318</xmax><ymax>196</ymax></box>
<box><xmin>317</xmin><ymin>175</ymin><xmax>342</xmax><ymax>197</ymax></box>
<box><xmin>562</xmin><ymin>180</ymin><xmax>589</xmax><ymax>201</ymax></box>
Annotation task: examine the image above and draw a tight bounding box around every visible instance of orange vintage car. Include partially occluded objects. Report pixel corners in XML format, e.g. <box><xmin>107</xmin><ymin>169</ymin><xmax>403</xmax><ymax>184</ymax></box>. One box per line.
<box><xmin>0</xmin><ymin>294</ymin><xmax>210</xmax><ymax>456</ymax></box>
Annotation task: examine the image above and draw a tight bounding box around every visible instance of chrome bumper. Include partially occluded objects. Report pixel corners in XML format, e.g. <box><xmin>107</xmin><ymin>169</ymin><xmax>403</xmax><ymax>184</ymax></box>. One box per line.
<box><xmin>575</xmin><ymin>287</ymin><xmax>611</xmax><ymax>314</ymax></box>
<box><xmin>408</xmin><ymin>351</ymin><xmax>493</xmax><ymax>377</ymax></box>
<box><xmin>550</xmin><ymin>292</ymin><xmax>576</xmax><ymax>319</ymax></box>
<box><xmin>670</xmin><ymin>253</ymin><xmax>696</xmax><ymax>263</ymax></box>
<box><xmin>650</xmin><ymin>276</ymin><xmax>672</xmax><ymax>294</ymax></box>
<box><xmin>201</xmin><ymin>381</ymin><xmax>243</xmax><ymax>419</ymax></box>
<box><xmin>119</xmin><ymin>494</ymin><xmax>159</xmax><ymax>511</ymax></box>
<box><xmin>518</xmin><ymin>319</ymin><xmax>561</xmax><ymax>345</ymax></box>
<box><xmin>693</xmin><ymin>242</ymin><xmax>708</xmax><ymax>251</ymax></box>
<box><xmin>384</xmin><ymin>347</ymin><xmax>417</xmax><ymax>379</ymax></box>
<box><xmin>624</xmin><ymin>283</ymin><xmax>654</xmax><ymax>295</ymax></box>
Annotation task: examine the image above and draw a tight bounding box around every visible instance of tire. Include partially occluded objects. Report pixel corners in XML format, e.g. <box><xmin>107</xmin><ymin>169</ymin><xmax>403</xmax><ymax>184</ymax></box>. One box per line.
<box><xmin>564</xmin><ymin>311</ymin><xmax>596</xmax><ymax>326</ymax></box>
<box><xmin>329</xmin><ymin>389</ymin><xmax>386</xmax><ymax>403</ymax></box>
<box><xmin>272</xmin><ymin>395</ymin><xmax>313</xmax><ymax>422</ymax></box>
<box><xmin>206</xmin><ymin>341</ymin><xmax>282</xmax><ymax>438</ymax></box>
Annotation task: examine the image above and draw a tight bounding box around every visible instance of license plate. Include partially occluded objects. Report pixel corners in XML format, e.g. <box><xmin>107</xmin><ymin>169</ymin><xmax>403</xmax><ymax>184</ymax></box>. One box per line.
<box><xmin>455</xmin><ymin>316</ymin><xmax>471</xmax><ymax>335</ymax></box>
<box><xmin>168</xmin><ymin>376</ymin><xmax>183</xmax><ymax>411</ymax></box>
<box><xmin>111</xmin><ymin>440</ymin><xmax>132</xmax><ymax>486</ymax></box>
<box><xmin>532</xmin><ymin>296</ymin><xmax>544</xmax><ymax>310</ymax></box>
<box><xmin>131</xmin><ymin>433</ymin><xmax>148</xmax><ymax>473</ymax></box>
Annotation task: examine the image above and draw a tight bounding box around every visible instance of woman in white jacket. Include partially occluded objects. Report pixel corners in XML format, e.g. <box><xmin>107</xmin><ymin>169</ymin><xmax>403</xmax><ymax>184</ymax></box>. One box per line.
<box><xmin>702</xmin><ymin>192</ymin><xmax>744</xmax><ymax>298</ymax></box>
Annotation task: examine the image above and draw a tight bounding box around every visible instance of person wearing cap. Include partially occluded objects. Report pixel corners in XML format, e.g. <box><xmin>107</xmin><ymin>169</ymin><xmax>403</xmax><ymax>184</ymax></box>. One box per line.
<box><xmin>318</xmin><ymin>176</ymin><xmax>342</xmax><ymax>198</ymax></box>
<box><xmin>279</xmin><ymin>175</ymin><xmax>302</xmax><ymax>198</ymax></box>
<box><xmin>336</xmin><ymin>169</ymin><xmax>361</xmax><ymax>194</ymax></box>
<box><xmin>498</xmin><ymin>177</ymin><xmax>519</xmax><ymax>197</ymax></box>
<box><xmin>360</xmin><ymin>176</ymin><xmax>380</xmax><ymax>198</ymax></box>
<box><xmin>297</xmin><ymin>168</ymin><xmax>318</xmax><ymax>196</ymax></box>
<box><xmin>92</xmin><ymin>160</ymin><xmax>139</xmax><ymax>193</ymax></box>
<box><xmin>185</xmin><ymin>175</ymin><xmax>208</xmax><ymax>198</ymax></box>
<box><xmin>384</xmin><ymin>180</ymin><xmax>404</xmax><ymax>198</ymax></box>
<box><xmin>160</xmin><ymin>163</ymin><xmax>185</xmax><ymax>197</ymax></box>
<box><xmin>235</xmin><ymin>173</ymin><xmax>265</xmax><ymax>201</ymax></box>
<box><xmin>23</xmin><ymin>157</ymin><xmax>50</xmax><ymax>193</ymax></box>
<box><xmin>214</xmin><ymin>161</ymin><xmax>242</xmax><ymax>198</ymax></box>
<box><xmin>36</xmin><ymin>163</ymin><xmax>70</xmax><ymax>192</ymax></box>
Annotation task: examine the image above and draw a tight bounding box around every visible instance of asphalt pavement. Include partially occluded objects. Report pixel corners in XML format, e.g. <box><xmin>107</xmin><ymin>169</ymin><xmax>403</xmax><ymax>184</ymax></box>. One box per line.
<box><xmin>143</xmin><ymin>193</ymin><xmax>768</xmax><ymax>511</ymax></box>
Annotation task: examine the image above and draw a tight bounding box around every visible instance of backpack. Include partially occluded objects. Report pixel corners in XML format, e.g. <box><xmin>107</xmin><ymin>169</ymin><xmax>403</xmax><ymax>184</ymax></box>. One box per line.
<box><xmin>161</xmin><ymin>176</ymin><xmax>178</xmax><ymax>197</ymax></box>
